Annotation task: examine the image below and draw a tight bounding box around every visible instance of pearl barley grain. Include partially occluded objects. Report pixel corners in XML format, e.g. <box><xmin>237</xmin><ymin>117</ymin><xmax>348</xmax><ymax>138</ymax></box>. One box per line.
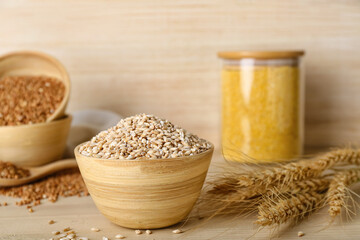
<box><xmin>172</xmin><ymin>229</ymin><xmax>183</xmax><ymax>234</ymax></box>
<box><xmin>298</xmin><ymin>231</ymin><xmax>305</xmax><ymax>237</ymax></box>
<box><xmin>135</xmin><ymin>230</ymin><xmax>142</xmax><ymax>235</ymax></box>
<box><xmin>115</xmin><ymin>234</ymin><xmax>126</xmax><ymax>239</ymax></box>
<box><xmin>79</xmin><ymin>114</ymin><xmax>211</xmax><ymax>160</ymax></box>
<box><xmin>67</xmin><ymin>233</ymin><xmax>75</xmax><ymax>238</ymax></box>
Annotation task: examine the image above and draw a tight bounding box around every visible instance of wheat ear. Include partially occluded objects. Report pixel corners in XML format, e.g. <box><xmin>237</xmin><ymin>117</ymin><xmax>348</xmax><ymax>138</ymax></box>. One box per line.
<box><xmin>256</xmin><ymin>191</ymin><xmax>325</xmax><ymax>226</ymax></box>
<box><xmin>237</xmin><ymin>149</ymin><xmax>360</xmax><ymax>189</ymax></box>
<box><xmin>268</xmin><ymin>178</ymin><xmax>330</xmax><ymax>196</ymax></box>
<box><xmin>326</xmin><ymin>168</ymin><xmax>360</xmax><ymax>218</ymax></box>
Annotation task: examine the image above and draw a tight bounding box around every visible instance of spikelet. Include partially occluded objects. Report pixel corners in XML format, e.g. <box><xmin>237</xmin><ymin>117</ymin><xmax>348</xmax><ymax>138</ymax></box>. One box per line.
<box><xmin>326</xmin><ymin>168</ymin><xmax>360</xmax><ymax>218</ymax></box>
<box><xmin>256</xmin><ymin>191</ymin><xmax>325</xmax><ymax>226</ymax></box>
<box><xmin>268</xmin><ymin>178</ymin><xmax>330</xmax><ymax>196</ymax></box>
<box><xmin>208</xmin><ymin>176</ymin><xmax>329</xmax><ymax>198</ymax></box>
<box><xmin>313</xmin><ymin>149</ymin><xmax>360</xmax><ymax>169</ymax></box>
<box><xmin>236</xmin><ymin>149</ymin><xmax>360</xmax><ymax>189</ymax></box>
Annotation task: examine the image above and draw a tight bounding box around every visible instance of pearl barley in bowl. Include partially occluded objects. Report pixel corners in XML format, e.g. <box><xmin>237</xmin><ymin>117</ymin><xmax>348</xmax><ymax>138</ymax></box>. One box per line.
<box><xmin>75</xmin><ymin>114</ymin><xmax>213</xmax><ymax>229</ymax></box>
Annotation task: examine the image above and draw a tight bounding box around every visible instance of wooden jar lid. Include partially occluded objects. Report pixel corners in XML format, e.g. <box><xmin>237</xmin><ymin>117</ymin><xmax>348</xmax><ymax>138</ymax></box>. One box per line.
<box><xmin>218</xmin><ymin>50</ymin><xmax>305</xmax><ymax>60</ymax></box>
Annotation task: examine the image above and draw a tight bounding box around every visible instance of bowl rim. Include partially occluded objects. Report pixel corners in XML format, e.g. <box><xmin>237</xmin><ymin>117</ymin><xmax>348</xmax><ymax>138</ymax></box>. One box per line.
<box><xmin>0</xmin><ymin>114</ymin><xmax>72</xmax><ymax>129</ymax></box>
<box><xmin>74</xmin><ymin>140</ymin><xmax>214</xmax><ymax>163</ymax></box>
<box><xmin>0</xmin><ymin>50</ymin><xmax>71</xmax><ymax>122</ymax></box>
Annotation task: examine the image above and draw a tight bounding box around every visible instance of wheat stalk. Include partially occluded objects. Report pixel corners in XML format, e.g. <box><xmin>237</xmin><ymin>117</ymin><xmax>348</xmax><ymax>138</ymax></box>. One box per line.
<box><xmin>326</xmin><ymin>168</ymin><xmax>360</xmax><ymax>218</ymax></box>
<box><xmin>256</xmin><ymin>191</ymin><xmax>325</xmax><ymax>226</ymax></box>
<box><xmin>268</xmin><ymin>178</ymin><xmax>330</xmax><ymax>196</ymax></box>
<box><xmin>236</xmin><ymin>149</ymin><xmax>360</xmax><ymax>189</ymax></box>
<box><xmin>198</xmin><ymin>148</ymin><xmax>360</xmax><ymax>229</ymax></box>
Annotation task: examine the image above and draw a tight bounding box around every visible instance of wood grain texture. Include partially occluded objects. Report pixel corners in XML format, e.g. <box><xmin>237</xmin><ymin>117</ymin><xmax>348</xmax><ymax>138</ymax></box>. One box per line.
<box><xmin>75</xmin><ymin>143</ymin><xmax>213</xmax><ymax>229</ymax></box>
<box><xmin>1</xmin><ymin>151</ymin><xmax>360</xmax><ymax>239</ymax></box>
<box><xmin>0</xmin><ymin>115</ymin><xmax>72</xmax><ymax>167</ymax></box>
<box><xmin>0</xmin><ymin>0</ymin><xmax>359</xmax><ymax>148</ymax></box>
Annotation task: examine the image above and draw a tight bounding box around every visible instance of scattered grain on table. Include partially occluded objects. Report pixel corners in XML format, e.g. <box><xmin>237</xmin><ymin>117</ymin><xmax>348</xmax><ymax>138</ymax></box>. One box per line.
<box><xmin>298</xmin><ymin>231</ymin><xmax>305</xmax><ymax>237</ymax></box>
<box><xmin>115</xmin><ymin>234</ymin><xmax>126</xmax><ymax>239</ymax></box>
<box><xmin>172</xmin><ymin>229</ymin><xmax>183</xmax><ymax>234</ymax></box>
<box><xmin>0</xmin><ymin>168</ymin><xmax>89</xmax><ymax>207</ymax></box>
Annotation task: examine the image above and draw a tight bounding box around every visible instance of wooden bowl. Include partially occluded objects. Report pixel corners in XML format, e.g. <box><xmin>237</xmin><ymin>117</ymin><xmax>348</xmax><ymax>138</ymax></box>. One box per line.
<box><xmin>75</xmin><ymin>142</ymin><xmax>214</xmax><ymax>229</ymax></box>
<box><xmin>0</xmin><ymin>51</ymin><xmax>71</xmax><ymax>122</ymax></box>
<box><xmin>0</xmin><ymin>115</ymin><xmax>72</xmax><ymax>167</ymax></box>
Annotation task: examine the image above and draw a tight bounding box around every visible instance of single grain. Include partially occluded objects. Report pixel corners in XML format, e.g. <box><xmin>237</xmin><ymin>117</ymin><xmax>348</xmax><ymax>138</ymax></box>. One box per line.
<box><xmin>172</xmin><ymin>229</ymin><xmax>183</xmax><ymax>234</ymax></box>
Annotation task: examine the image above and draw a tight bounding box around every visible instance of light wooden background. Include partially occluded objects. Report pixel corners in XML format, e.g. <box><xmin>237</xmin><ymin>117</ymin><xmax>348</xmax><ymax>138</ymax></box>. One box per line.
<box><xmin>0</xmin><ymin>0</ymin><xmax>359</xmax><ymax>148</ymax></box>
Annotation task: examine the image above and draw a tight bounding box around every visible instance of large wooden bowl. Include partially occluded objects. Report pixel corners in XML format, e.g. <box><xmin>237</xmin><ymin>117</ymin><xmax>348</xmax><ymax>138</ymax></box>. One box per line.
<box><xmin>75</xmin><ymin>142</ymin><xmax>214</xmax><ymax>229</ymax></box>
<box><xmin>0</xmin><ymin>115</ymin><xmax>72</xmax><ymax>167</ymax></box>
<box><xmin>0</xmin><ymin>51</ymin><xmax>71</xmax><ymax>122</ymax></box>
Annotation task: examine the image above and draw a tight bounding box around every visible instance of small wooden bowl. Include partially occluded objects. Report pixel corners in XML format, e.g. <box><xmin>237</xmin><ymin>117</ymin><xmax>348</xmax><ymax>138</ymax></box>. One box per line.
<box><xmin>0</xmin><ymin>115</ymin><xmax>72</xmax><ymax>167</ymax></box>
<box><xmin>0</xmin><ymin>51</ymin><xmax>71</xmax><ymax>122</ymax></box>
<box><xmin>75</xmin><ymin>142</ymin><xmax>214</xmax><ymax>229</ymax></box>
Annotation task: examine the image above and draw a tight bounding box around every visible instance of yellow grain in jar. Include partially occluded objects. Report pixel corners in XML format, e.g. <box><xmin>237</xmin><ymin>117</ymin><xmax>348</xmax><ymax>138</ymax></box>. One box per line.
<box><xmin>219</xmin><ymin>51</ymin><xmax>305</xmax><ymax>162</ymax></box>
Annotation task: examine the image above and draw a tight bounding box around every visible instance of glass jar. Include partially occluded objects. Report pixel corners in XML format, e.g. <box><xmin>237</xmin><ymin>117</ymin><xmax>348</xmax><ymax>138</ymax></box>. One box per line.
<box><xmin>218</xmin><ymin>51</ymin><xmax>305</xmax><ymax>162</ymax></box>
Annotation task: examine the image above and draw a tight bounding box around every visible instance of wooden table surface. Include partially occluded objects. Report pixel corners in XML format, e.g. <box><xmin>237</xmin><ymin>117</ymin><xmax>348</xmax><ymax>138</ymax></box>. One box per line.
<box><xmin>1</xmin><ymin>0</ymin><xmax>360</xmax><ymax>148</ymax></box>
<box><xmin>1</xmin><ymin>151</ymin><xmax>360</xmax><ymax>240</ymax></box>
